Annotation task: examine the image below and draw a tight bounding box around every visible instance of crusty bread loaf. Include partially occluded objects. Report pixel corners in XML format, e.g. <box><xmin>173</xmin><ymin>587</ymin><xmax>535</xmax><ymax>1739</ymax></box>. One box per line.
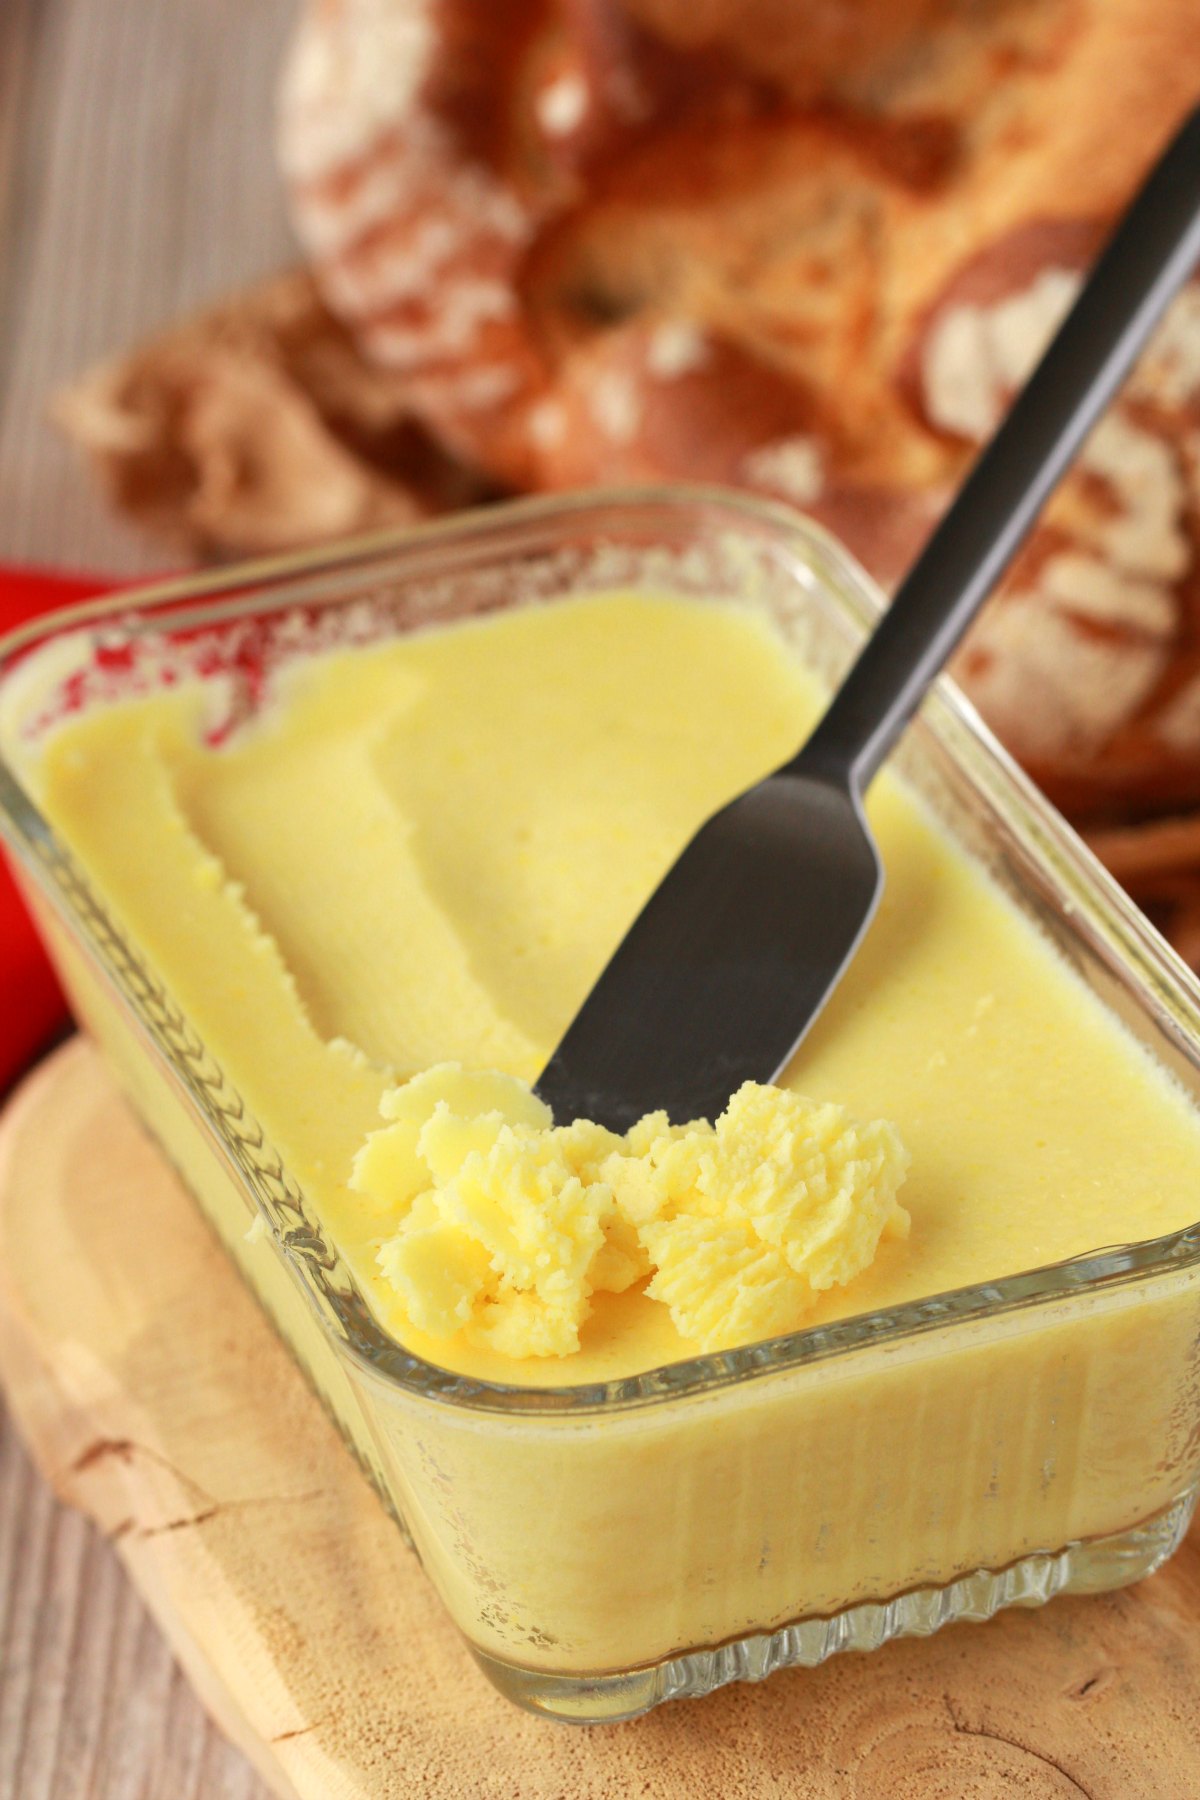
<box><xmin>56</xmin><ymin>2</ymin><xmax>1200</xmax><ymax>944</ymax></box>
<box><xmin>275</xmin><ymin>0</ymin><xmax>1200</xmax><ymax>823</ymax></box>
<box><xmin>54</xmin><ymin>270</ymin><xmax>490</xmax><ymax>557</ymax></box>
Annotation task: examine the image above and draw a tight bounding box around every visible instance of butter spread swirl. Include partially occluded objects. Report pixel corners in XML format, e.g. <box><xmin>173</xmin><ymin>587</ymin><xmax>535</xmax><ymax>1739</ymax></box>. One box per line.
<box><xmin>353</xmin><ymin>1067</ymin><xmax>910</xmax><ymax>1356</ymax></box>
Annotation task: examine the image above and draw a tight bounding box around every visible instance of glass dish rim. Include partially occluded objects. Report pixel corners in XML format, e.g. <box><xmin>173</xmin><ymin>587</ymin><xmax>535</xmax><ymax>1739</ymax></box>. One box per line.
<box><xmin>5</xmin><ymin>482</ymin><xmax>1200</xmax><ymax>1420</ymax></box>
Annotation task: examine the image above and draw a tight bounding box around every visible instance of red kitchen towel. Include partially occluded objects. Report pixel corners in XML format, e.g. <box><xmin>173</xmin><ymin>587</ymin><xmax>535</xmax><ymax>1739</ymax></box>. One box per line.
<box><xmin>1</xmin><ymin>567</ymin><xmax>120</xmax><ymax>1093</ymax></box>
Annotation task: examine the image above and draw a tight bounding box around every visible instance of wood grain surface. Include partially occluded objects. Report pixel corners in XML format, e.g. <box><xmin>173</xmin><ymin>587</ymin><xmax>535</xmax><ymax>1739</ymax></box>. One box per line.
<box><xmin>0</xmin><ymin>0</ymin><xmax>295</xmax><ymax>577</ymax></box>
<box><xmin>4</xmin><ymin>1041</ymin><xmax>1200</xmax><ymax>1800</ymax></box>
<box><xmin>0</xmin><ymin>2</ymin><xmax>293</xmax><ymax>1793</ymax></box>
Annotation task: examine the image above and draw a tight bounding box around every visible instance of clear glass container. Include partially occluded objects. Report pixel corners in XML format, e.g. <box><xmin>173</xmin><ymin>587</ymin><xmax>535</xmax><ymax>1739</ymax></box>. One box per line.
<box><xmin>3</xmin><ymin>488</ymin><xmax>1200</xmax><ymax>1723</ymax></box>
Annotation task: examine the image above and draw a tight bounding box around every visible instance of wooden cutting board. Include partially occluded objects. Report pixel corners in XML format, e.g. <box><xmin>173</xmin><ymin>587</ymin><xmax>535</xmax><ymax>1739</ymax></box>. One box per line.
<box><xmin>2</xmin><ymin>1040</ymin><xmax>1200</xmax><ymax>1799</ymax></box>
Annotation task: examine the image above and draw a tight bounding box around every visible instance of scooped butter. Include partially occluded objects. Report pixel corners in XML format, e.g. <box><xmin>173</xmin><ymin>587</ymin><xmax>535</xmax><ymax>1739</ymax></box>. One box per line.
<box><xmin>352</xmin><ymin>1066</ymin><xmax>909</xmax><ymax>1355</ymax></box>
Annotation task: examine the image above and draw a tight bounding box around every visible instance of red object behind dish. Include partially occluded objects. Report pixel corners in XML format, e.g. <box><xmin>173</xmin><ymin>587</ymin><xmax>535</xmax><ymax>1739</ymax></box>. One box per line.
<box><xmin>0</xmin><ymin>568</ymin><xmax>119</xmax><ymax>1092</ymax></box>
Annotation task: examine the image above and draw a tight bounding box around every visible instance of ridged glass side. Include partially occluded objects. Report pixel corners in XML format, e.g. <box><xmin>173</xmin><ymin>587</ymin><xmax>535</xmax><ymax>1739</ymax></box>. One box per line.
<box><xmin>478</xmin><ymin>1486</ymin><xmax>1199</xmax><ymax>1722</ymax></box>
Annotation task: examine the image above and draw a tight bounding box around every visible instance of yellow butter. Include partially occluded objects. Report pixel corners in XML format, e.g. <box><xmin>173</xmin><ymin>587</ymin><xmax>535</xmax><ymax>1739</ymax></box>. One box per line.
<box><xmin>353</xmin><ymin>1066</ymin><xmax>909</xmax><ymax>1354</ymax></box>
<box><xmin>28</xmin><ymin>589</ymin><xmax>1200</xmax><ymax>1387</ymax></box>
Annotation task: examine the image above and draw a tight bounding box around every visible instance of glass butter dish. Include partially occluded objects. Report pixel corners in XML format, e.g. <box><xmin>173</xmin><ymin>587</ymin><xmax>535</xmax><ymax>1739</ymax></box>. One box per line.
<box><xmin>3</xmin><ymin>489</ymin><xmax>1200</xmax><ymax>1723</ymax></box>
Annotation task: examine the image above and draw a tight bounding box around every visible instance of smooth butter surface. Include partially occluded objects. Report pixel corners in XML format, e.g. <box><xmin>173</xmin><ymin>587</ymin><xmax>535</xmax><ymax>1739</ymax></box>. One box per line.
<box><xmin>33</xmin><ymin>592</ymin><xmax>1200</xmax><ymax>1384</ymax></box>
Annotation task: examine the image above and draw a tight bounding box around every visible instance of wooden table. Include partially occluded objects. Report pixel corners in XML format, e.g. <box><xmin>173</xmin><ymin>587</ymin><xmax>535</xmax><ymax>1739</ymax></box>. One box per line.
<box><xmin>0</xmin><ymin>2</ymin><xmax>293</xmax><ymax>1791</ymax></box>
